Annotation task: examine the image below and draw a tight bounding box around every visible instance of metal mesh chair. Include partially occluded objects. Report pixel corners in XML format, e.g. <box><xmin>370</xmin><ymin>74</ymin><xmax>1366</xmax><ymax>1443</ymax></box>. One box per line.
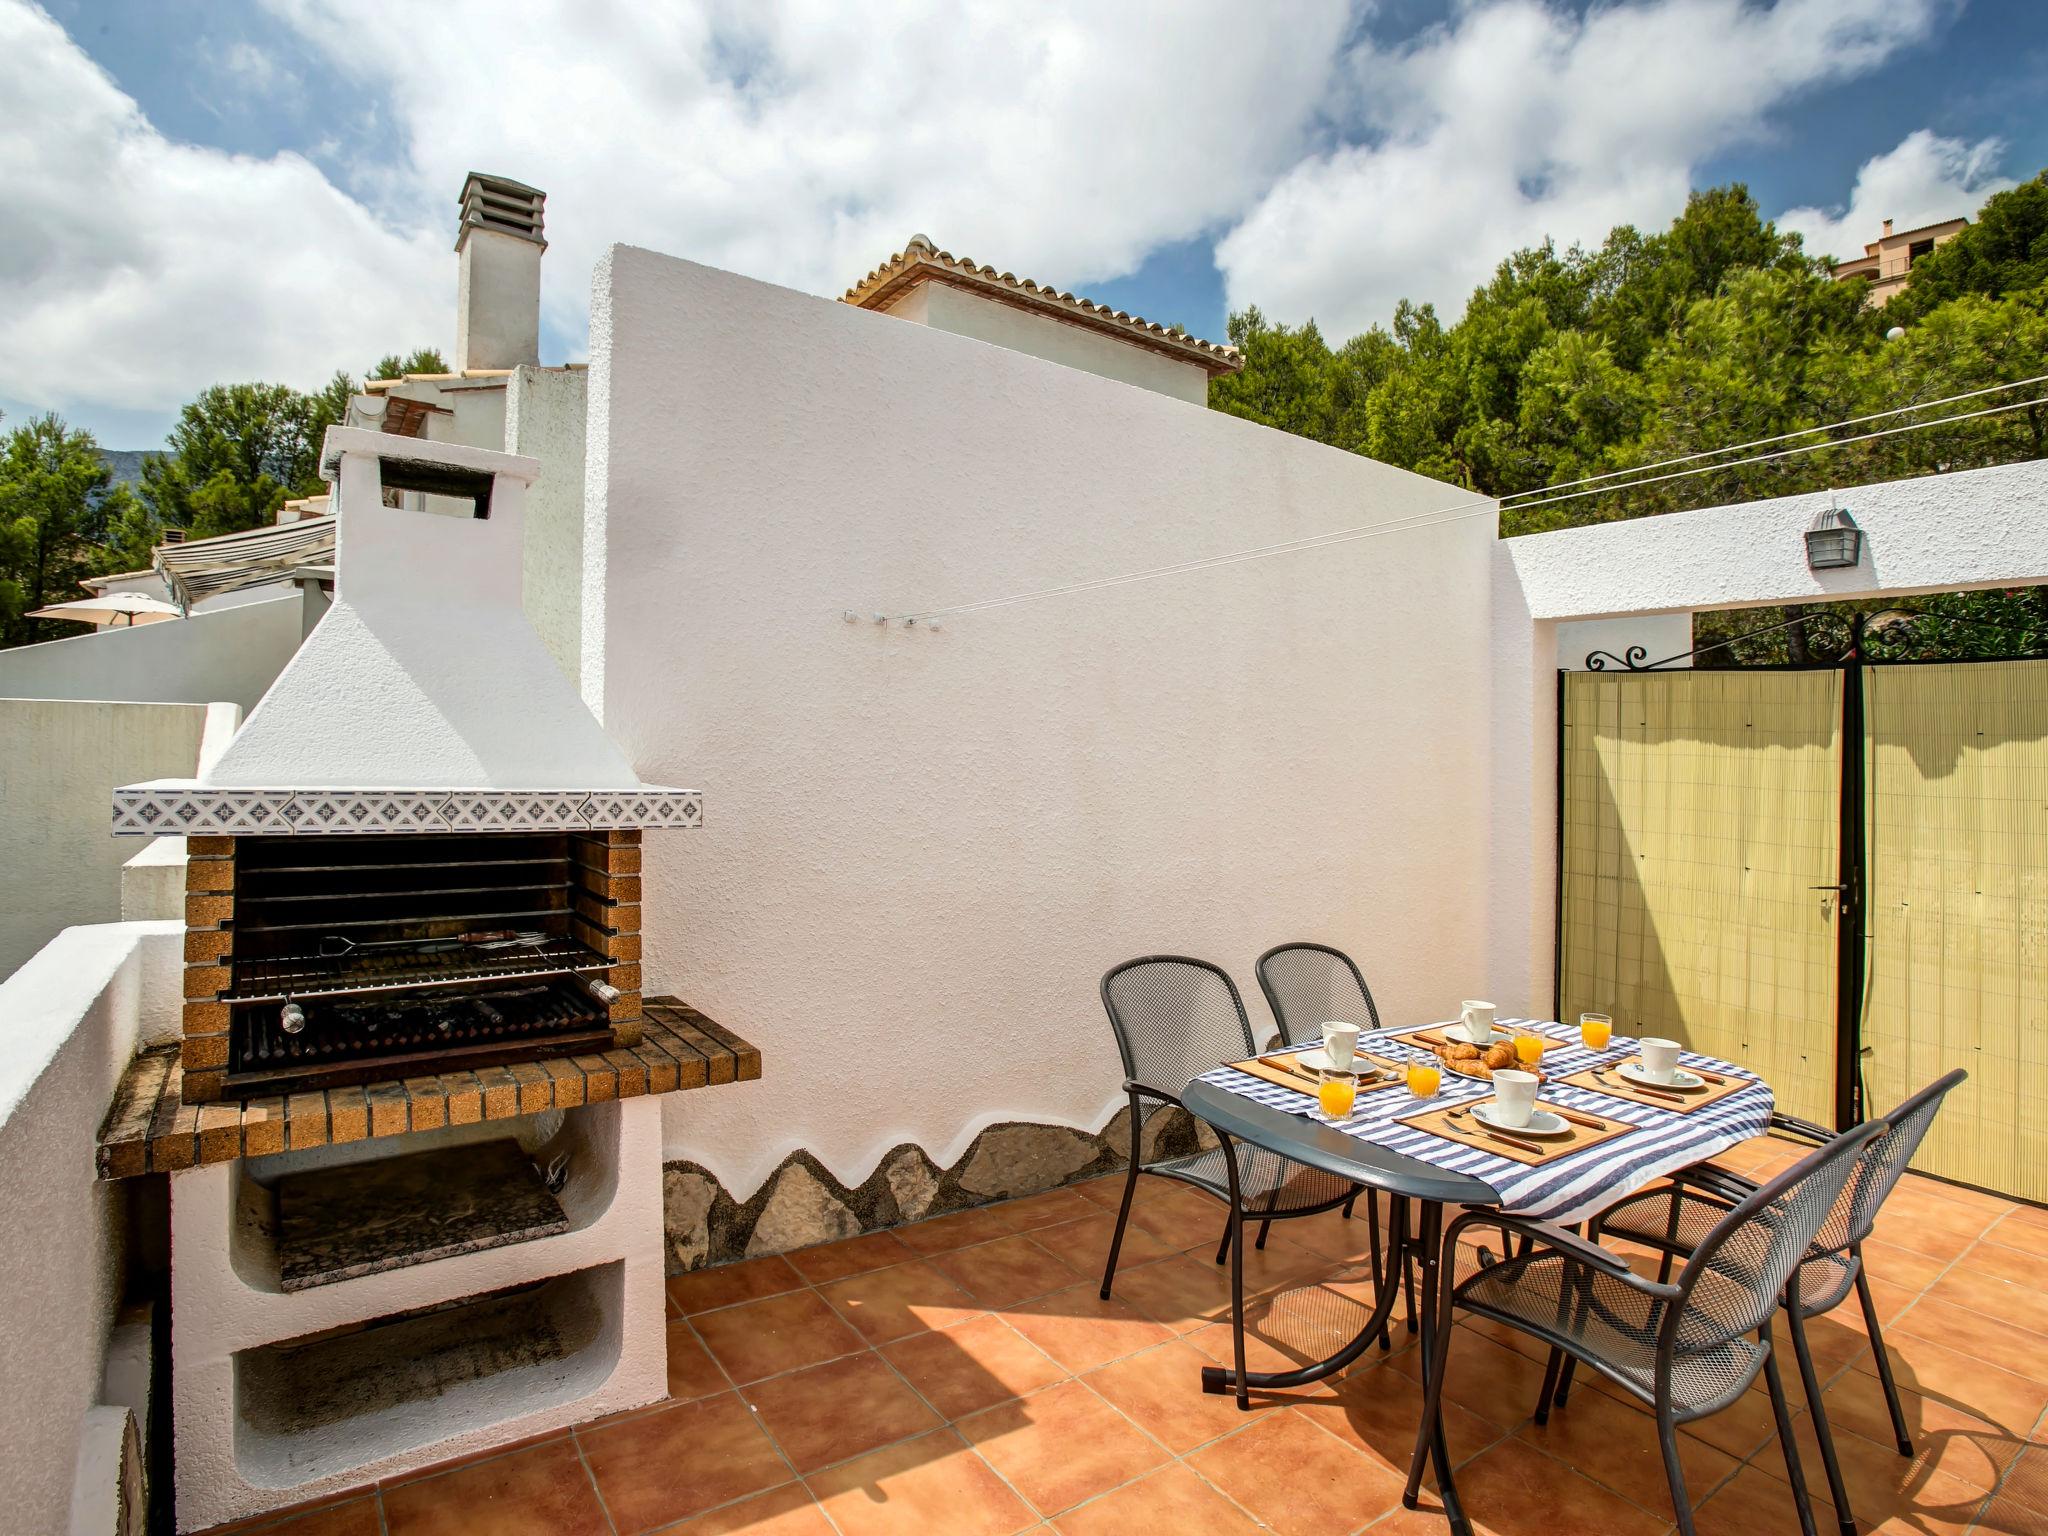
<box><xmin>1574</xmin><ymin>1071</ymin><xmax>1967</xmax><ymax>1536</ymax></box>
<box><xmin>1256</xmin><ymin>942</ymin><xmax>1400</xmax><ymax>1342</ymax></box>
<box><xmin>1404</xmin><ymin>1118</ymin><xmax>1887</xmax><ymax>1536</ymax></box>
<box><xmin>1097</xmin><ymin>957</ymin><xmax>1364</xmax><ymax>1364</ymax></box>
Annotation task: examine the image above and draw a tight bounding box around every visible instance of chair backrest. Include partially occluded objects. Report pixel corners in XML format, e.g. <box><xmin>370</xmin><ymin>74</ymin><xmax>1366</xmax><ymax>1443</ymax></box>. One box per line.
<box><xmin>1826</xmin><ymin>1069</ymin><xmax>1969</xmax><ymax>1252</ymax></box>
<box><xmin>1101</xmin><ymin>956</ymin><xmax>1257</xmax><ymax>1101</ymax></box>
<box><xmin>1256</xmin><ymin>942</ymin><xmax>1382</xmax><ymax>1046</ymax></box>
<box><xmin>1668</xmin><ymin>1120</ymin><xmax>1888</xmax><ymax>1364</ymax></box>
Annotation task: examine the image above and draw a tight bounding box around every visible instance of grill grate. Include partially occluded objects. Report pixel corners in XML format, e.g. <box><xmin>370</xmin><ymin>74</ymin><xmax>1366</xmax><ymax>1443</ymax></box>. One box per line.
<box><xmin>227</xmin><ymin>935</ymin><xmax>614</xmax><ymax>1004</ymax></box>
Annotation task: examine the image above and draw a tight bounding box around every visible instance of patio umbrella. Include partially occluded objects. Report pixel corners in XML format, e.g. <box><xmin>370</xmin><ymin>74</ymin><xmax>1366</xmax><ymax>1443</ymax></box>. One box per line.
<box><xmin>26</xmin><ymin>592</ymin><xmax>184</xmax><ymax>626</ymax></box>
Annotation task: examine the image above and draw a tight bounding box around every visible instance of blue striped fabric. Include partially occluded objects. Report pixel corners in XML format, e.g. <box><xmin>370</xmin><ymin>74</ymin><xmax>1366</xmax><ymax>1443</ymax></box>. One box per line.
<box><xmin>1193</xmin><ymin>1019</ymin><xmax>1776</xmax><ymax>1226</ymax></box>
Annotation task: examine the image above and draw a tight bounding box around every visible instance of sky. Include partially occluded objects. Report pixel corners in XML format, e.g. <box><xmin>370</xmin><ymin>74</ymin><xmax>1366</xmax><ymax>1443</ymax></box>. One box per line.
<box><xmin>3</xmin><ymin>0</ymin><xmax>2045</xmax><ymax>449</ymax></box>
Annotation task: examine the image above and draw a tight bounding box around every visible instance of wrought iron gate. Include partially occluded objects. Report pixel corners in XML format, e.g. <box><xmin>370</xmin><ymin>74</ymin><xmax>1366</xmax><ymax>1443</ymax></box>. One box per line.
<box><xmin>1557</xmin><ymin>657</ymin><xmax>2048</xmax><ymax>1200</ymax></box>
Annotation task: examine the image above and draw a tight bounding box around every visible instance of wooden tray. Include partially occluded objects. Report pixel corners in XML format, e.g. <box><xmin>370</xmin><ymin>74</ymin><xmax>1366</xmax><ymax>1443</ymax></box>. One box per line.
<box><xmin>1224</xmin><ymin>1050</ymin><xmax>1405</xmax><ymax>1101</ymax></box>
<box><xmin>1398</xmin><ymin>1099</ymin><xmax>1637</xmax><ymax>1166</ymax></box>
<box><xmin>1559</xmin><ymin>1061</ymin><xmax>1750</xmax><ymax>1114</ymax></box>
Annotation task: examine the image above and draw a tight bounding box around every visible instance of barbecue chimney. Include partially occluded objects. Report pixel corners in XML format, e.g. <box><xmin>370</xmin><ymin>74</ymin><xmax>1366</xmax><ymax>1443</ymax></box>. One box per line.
<box><xmin>456</xmin><ymin>172</ymin><xmax>545</xmax><ymax>371</ymax></box>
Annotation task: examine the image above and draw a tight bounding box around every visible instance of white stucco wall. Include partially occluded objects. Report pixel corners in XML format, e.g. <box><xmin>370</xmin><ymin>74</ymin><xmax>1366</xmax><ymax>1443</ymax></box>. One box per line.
<box><xmin>0</xmin><ymin>700</ymin><xmax>211</xmax><ymax>979</ymax></box>
<box><xmin>505</xmin><ymin>364</ymin><xmax>589</xmax><ymax>682</ymax></box>
<box><xmin>888</xmin><ymin>280</ymin><xmax>1214</xmax><ymax>405</ymax></box>
<box><xmin>0</xmin><ymin>920</ymin><xmax>181</xmax><ymax>1536</ymax></box>
<box><xmin>587</xmin><ymin>245</ymin><xmax>1498</xmax><ymax>1199</ymax></box>
<box><xmin>0</xmin><ymin>592</ymin><xmax>307</xmax><ymax>711</ymax></box>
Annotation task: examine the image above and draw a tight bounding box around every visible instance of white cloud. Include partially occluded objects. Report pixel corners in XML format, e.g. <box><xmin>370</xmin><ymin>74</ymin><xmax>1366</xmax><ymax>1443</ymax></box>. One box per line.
<box><xmin>0</xmin><ymin>1</ymin><xmax>446</xmax><ymax>418</ymax></box>
<box><xmin>1214</xmin><ymin>0</ymin><xmax>1948</xmax><ymax>339</ymax></box>
<box><xmin>259</xmin><ymin>0</ymin><xmax>1354</xmax><ymax>356</ymax></box>
<box><xmin>1780</xmin><ymin>129</ymin><xmax>2012</xmax><ymax>264</ymax></box>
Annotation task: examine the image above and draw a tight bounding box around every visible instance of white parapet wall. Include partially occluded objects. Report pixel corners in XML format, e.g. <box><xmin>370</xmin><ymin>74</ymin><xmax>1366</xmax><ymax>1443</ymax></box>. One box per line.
<box><xmin>585</xmin><ymin>244</ymin><xmax>1501</xmax><ymax>1201</ymax></box>
<box><xmin>0</xmin><ymin>592</ymin><xmax>309</xmax><ymax>711</ymax></box>
<box><xmin>0</xmin><ymin>921</ymin><xmax>181</xmax><ymax>1536</ymax></box>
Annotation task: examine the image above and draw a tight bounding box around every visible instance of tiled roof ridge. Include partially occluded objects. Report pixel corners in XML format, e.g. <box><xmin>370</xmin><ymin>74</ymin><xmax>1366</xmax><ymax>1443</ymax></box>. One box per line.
<box><xmin>842</xmin><ymin>233</ymin><xmax>1241</xmax><ymax>371</ymax></box>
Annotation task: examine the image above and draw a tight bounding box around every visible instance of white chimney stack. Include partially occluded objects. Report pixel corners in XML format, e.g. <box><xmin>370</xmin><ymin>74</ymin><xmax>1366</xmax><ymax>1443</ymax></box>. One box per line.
<box><xmin>454</xmin><ymin>172</ymin><xmax>546</xmax><ymax>371</ymax></box>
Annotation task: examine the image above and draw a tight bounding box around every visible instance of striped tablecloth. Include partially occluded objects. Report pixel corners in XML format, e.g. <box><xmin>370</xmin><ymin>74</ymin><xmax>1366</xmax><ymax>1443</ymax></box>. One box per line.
<box><xmin>1191</xmin><ymin>1019</ymin><xmax>1775</xmax><ymax>1226</ymax></box>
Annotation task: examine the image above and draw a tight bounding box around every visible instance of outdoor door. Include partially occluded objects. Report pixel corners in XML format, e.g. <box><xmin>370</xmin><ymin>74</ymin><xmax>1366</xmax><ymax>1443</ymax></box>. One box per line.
<box><xmin>1558</xmin><ymin>669</ymin><xmax>1845</xmax><ymax>1126</ymax></box>
<box><xmin>1863</xmin><ymin>661</ymin><xmax>2048</xmax><ymax>1201</ymax></box>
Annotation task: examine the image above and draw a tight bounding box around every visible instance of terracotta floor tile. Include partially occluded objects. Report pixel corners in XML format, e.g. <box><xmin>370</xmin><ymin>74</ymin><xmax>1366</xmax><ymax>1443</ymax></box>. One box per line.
<box><xmin>1279</xmin><ymin>1358</ymin><xmax>1498</xmax><ymax>1479</ymax></box>
<box><xmin>1103</xmin><ymin>1251</ymin><xmax>1237</xmax><ymax>1334</ymax></box>
<box><xmin>1437</xmin><ymin>1435</ymin><xmax>1672</xmax><ymax>1536</ymax></box>
<box><xmin>818</xmin><ymin>1258</ymin><xmax>982</xmax><ymax>1344</ymax></box>
<box><xmin>667</xmin><ymin>1255</ymin><xmax>805</xmax><ymax>1316</ymax></box>
<box><xmin>1665</xmin><ymin>1381</ymin><xmax>1785</xmax><ymax>1462</ymax></box>
<box><xmin>2003</xmin><ymin>1202</ymin><xmax>2048</xmax><ymax>1231</ymax></box>
<box><xmin>931</xmin><ymin>1233</ymin><xmax>1083</xmax><ymax>1309</ymax></box>
<box><xmin>1861</xmin><ymin>1237</ymin><xmax>1953</xmax><ymax>1294</ymax></box>
<box><xmin>1032</xmin><ymin>1211</ymin><xmax>1176</xmax><ymax>1275</ymax></box>
<box><xmin>743</xmin><ymin>1351</ymin><xmax>942</xmax><ymax>1472</ymax></box>
<box><xmin>1184</xmin><ymin>1301</ymin><xmax>1417</xmax><ymax>1380</ymax></box>
<box><xmin>578</xmin><ymin>1392</ymin><xmax>793</xmax><ymax>1534</ymax></box>
<box><xmin>1956</xmin><ymin>1239</ymin><xmax>2048</xmax><ymax>1291</ymax></box>
<box><xmin>990</xmin><ymin>1187</ymin><xmax>1100</xmax><ymax>1230</ymax></box>
<box><xmin>661</xmin><ymin>1483</ymin><xmax>838</xmax><ymax>1536</ymax></box>
<box><xmin>667</xmin><ymin>1318</ymin><xmax>731</xmax><ymax>1402</ymax></box>
<box><xmin>1871</xmin><ymin>1210</ymin><xmax>1981</xmax><ymax>1263</ymax></box>
<box><xmin>382</xmin><ymin>1437</ymin><xmax>608</xmax><ymax>1536</ymax></box>
<box><xmin>803</xmin><ymin>1428</ymin><xmax>1036</xmax><ymax>1536</ymax></box>
<box><xmin>692</xmin><ymin>1288</ymin><xmax>867</xmax><ymax>1384</ymax></box>
<box><xmin>1853</xmin><ymin>1331</ymin><xmax>2048</xmax><ymax>1436</ymax></box>
<box><xmin>959</xmin><ymin>1379</ymin><xmax>1169</xmax><ymax>1514</ymax></box>
<box><xmin>1051</xmin><ymin>1463</ymin><xmax>1266</xmax><ymax>1536</ymax></box>
<box><xmin>1896</xmin><ymin>1296</ymin><xmax>2048</xmax><ymax>1384</ymax></box>
<box><xmin>1976</xmin><ymin>1444</ymin><xmax>2048</xmax><ymax>1533</ymax></box>
<box><xmin>1075</xmin><ymin>1174</ymin><xmax>1133</xmax><ymax>1210</ymax></box>
<box><xmin>231</xmin><ymin>1499</ymin><xmax>383</xmax><ymax>1536</ymax></box>
<box><xmin>880</xmin><ymin>1313</ymin><xmax>1067</xmax><ymax>1419</ymax></box>
<box><xmin>1689</xmin><ymin>1460</ymin><xmax>1841</xmax><ymax>1536</ymax></box>
<box><xmin>1005</xmin><ymin>1284</ymin><xmax>1175</xmax><ymax>1373</ymax></box>
<box><xmin>892</xmin><ymin>1205</ymin><xmax>1018</xmax><ymax>1255</ymax></box>
<box><xmin>1389</xmin><ymin>1328</ymin><xmax>1554</xmax><ymax>1431</ymax></box>
<box><xmin>1127</xmin><ymin>1183</ymin><xmax>1232</xmax><ymax>1249</ymax></box>
<box><xmin>1775</xmin><ymin>1405</ymin><xmax>1991</xmax><ymax>1532</ymax></box>
<box><xmin>1815</xmin><ymin>1364</ymin><xmax>2023</xmax><ymax>1492</ymax></box>
<box><xmin>784</xmin><ymin>1229</ymin><xmax>917</xmax><ymax>1285</ymax></box>
<box><xmin>1188</xmin><ymin>1406</ymin><xmax>1406</xmax><ymax>1536</ymax></box>
<box><xmin>1082</xmin><ymin>1340</ymin><xmax>1257</xmax><ymax>1454</ymax></box>
<box><xmin>1518</xmin><ymin>1376</ymin><xmax>1740</xmax><ymax>1519</ymax></box>
<box><xmin>1980</xmin><ymin>1214</ymin><xmax>2048</xmax><ymax>1260</ymax></box>
<box><xmin>1924</xmin><ymin>1264</ymin><xmax>2048</xmax><ymax>1338</ymax></box>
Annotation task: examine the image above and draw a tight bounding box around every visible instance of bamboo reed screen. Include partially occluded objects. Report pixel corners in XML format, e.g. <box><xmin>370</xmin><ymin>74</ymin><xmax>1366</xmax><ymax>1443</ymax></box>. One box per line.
<box><xmin>1864</xmin><ymin>661</ymin><xmax>2048</xmax><ymax>1200</ymax></box>
<box><xmin>1560</xmin><ymin>669</ymin><xmax>1842</xmax><ymax>1124</ymax></box>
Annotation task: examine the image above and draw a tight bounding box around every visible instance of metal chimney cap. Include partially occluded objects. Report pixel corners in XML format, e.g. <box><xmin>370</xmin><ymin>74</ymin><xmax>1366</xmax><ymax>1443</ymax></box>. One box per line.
<box><xmin>457</xmin><ymin>172</ymin><xmax>546</xmax><ymax>249</ymax></box>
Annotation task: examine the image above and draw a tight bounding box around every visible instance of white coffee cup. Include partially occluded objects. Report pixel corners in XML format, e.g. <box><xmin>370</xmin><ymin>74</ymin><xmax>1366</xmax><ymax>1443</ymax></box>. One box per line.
<box><xmin>1455</xmin><ymin>1000</ymin><xmax>1496</xmax><ymax>1045</ymax></box>
<box><xmin>1639</xmin><ymin>1037</ymin><xmax>1682</xmax><ymax>1085</ymax></box>
<box><xmin>1322</xmin><ymin>1022</ymin><xmax>1359</xmax><ymax>1071</ymax></box>
<box><xmin>1492</xmin><ymin>1069</ymin><xmax>1540</xmax><ymax>1128</ymax></box>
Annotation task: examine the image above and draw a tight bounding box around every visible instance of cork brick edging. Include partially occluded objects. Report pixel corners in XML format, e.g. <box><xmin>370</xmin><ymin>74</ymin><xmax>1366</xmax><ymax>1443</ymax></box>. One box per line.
<box><xmin>662</xmin><ymin>1103</ymin><xmax>1216</xmax><ymax>1272</ymax></box>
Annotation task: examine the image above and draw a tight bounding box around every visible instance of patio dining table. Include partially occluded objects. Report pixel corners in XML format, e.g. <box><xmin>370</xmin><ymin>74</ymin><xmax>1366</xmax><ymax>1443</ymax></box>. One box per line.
<box><xmin>1179</xmin><ymin>1018</ymin><xmax>1774</xmax><ymax>1531</ymax></box>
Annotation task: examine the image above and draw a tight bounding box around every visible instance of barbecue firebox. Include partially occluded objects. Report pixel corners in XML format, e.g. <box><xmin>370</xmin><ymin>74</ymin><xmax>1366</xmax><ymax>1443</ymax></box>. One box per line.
<box><xmin>118</xmin><ymin>429</ymin><xmax>700</xmax><ymax>1102</ymax></box>
<box><xmin>184</xmin><ymin>829</ymin><xmax>644</xmax><ymax>1097</ymax></box>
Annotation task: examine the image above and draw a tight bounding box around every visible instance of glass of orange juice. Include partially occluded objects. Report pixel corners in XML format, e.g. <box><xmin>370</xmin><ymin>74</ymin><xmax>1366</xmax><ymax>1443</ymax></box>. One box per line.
<box><xmin>1317</xmin><ymin>1068</ymin><xmax>1358</xmax><ymax>1119</ymax></box>
<box><xmin>1513</xmin><ymin>1030</ymin><xmax>1547</xmax><ymax>1067</ymax></box>
<box><xmin>1579</xmin><ymin>1012</ymin><xmax>1613</xmax><ymax>1051</ymax></box>
<box><xmin>1406</xmin><ymin>1055</ymin><xmax>1442</xmax><ymax>1099</ymax></box>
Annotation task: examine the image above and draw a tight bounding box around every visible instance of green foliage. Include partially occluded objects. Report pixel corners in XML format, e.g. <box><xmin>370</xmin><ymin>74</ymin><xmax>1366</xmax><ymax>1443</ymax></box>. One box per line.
<box><xmin>371</xmin><ymin>348</ymin><xmax>450</xmax><ymax>380</ymax></box>
<box><xmin>0</xmin><ymin>413</ymin><xmax>137</xmax><ymax>646</ymax></box>
<box><xmin>1214</xmin><ymin>173</ymin><xmax>2048</xmax><ymax>660</ymax></box>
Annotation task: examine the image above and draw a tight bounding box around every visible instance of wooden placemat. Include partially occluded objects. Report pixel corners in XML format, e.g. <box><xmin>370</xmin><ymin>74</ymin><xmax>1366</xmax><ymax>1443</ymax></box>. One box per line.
<box><xmin>1558</xmin><ymin>1062</ymin><xmax>1750</xmax><ymax>1114</ymax></box>
<box><xmin>1390</xmin><ymin>1028</ymin><xmax>1551</xmax><ymax>1084</ymax></box>
<box><xmin>1398</xmin><ymin>1099</ymin><xmax>1638</xmax><ymax>1166</ymax></box>
<box><xmin>1224</xmin><ymin>1051</ymin><xmax>1405</xmax><ymax>1101</ymax></box>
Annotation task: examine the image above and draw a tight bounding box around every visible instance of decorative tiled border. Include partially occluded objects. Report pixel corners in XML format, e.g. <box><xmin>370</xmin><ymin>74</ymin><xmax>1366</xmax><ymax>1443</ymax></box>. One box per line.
<box><xmin>111</xmin><ymin>785</ymin><xmax>703</xmax><ymax>835</ymax></box>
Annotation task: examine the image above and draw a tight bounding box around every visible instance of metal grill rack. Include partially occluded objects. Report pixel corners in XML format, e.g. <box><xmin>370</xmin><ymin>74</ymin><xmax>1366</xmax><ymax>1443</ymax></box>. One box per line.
<box><xmin>227</xmin><ymin>937</ymin><xmax>616</xmax><ymax>1004</ymax></box>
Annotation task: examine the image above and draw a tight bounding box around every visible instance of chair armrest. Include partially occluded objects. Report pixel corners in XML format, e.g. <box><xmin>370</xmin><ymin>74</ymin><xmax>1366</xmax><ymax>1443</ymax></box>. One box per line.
<box><xmin>1770</xmin><ymin>1111</ymin><xmax>1837</xmax><ymax>1146</ymax></box>
<box><xmin>1124</xmin><ymin>1080</ymin><xmax>1184</xmax><ymax>1106</ymax></box>
<box><xmin>1669</xmin><ymin>1163</ymin><xmax>1757</xmax><ymax>1205</ymax></box>
<box><xmin>1455</xmin><ymin>1208</ymin><xmax>1637</xmax><ymax>1279</ymax></box>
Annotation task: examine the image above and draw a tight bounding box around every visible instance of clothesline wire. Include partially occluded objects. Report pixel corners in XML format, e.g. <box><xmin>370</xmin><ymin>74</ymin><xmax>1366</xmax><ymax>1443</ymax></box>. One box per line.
<box><xmin>896</xmin><ymin>389</ymin><xmax>2047</xmax><ymax>623</ymax></box>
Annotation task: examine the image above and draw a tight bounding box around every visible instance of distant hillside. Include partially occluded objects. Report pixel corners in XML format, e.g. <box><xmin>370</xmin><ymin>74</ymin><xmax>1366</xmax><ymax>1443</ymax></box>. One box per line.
<box><xmin>95</xmin><ymin>448</ymin><xmax>151</xmax><ymax>491</ymax></box>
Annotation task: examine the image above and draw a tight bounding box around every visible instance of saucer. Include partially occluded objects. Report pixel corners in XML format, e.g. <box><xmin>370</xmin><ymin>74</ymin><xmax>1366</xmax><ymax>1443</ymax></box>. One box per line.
<box><xmin>1297</xmin><ymin>1046</ymin><xmax>1391</xmax><ymax>1075</ymax></box>
<box><xmin>1442</xmin><ymin>1028</ymin><xmax>1511</xmax><ymax>1049</ymax></box>
<box><xmin>1619</xmin><ymin>1061</ymin><xmax>1706</xmax><ymax>1091</ymax></box>
<box><xmin>1471</xmin><ymin>1103</ymin><xmax>1570</xmax><ymax>1137</ymax></box>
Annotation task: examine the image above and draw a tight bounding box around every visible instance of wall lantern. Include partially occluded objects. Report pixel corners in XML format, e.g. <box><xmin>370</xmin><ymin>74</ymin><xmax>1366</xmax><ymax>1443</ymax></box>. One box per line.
<box><xmin>1805</xmin><ymin>497</ymin><xmax>1863</xmax><ymax>570</ymax></box>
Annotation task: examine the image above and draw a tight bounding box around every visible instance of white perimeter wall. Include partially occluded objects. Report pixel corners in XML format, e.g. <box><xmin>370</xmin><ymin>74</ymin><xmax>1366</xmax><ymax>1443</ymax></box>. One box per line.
<box><xmin>0</xmin><ymin>920</ymin><xmax>180</xmax><ymax>1536</ymax></box>
<box><xmin>506</xmin><ymin>364</ymin><xmax>590</xmax><ymax>682</ymax></box>
<box><xmin>0</xmin><ymin>699</ymin><xmax>209</xmax><ymax>978</ymax></box>
<box><xmin>0</xmin><ymin>591</ymin><xmax>306</xmax><ymax>711</ymax></box>
<box><xmin>587</xmin><ymin>246</ymin><xmax>1498</xmax><ymax>1198</ymax></box>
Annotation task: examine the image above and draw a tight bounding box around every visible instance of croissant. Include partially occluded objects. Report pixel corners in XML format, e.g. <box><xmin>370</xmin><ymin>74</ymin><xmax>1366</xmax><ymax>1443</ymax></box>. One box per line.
<box><xmin>1482</xmin><ymin>1042</ymin><xmax>1517</xmax><ymax>1071</ymax></box>
<box><xmin>1444</xmin><ymin>1042</ymin><xmax>1482</xmax><ymax>1062</ymax></box>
